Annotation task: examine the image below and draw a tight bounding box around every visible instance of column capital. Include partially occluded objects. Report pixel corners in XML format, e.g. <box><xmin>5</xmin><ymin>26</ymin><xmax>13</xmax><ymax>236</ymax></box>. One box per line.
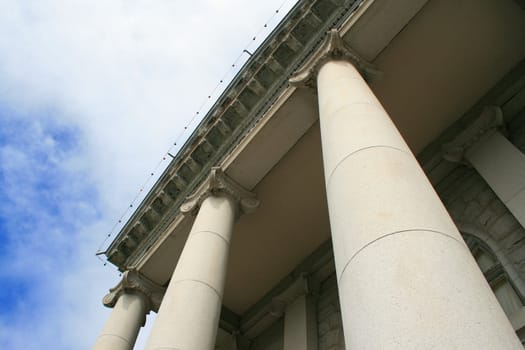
<box><xmin>103</xmin><ymin>270</ymin><xmax>165</xmax><ymax>313</ymax></box>
<box><xmin>180</xmin><ymin>167</ymin><xmax>259</xmax><ymax>216</ymax></box>
<box><xmin>289</xmin><ymin>28</ymin><xmax>379</xmax><ymax>88</ymax></box>
<box><xmin>270</xmin><ymin>274</ymin><xmax>311</xmax><ymax>317</ymax></box>
<box><xmin>442</xmin><ymin>106</ymin><xmax>505</xmax><ymax>163</ymax></box>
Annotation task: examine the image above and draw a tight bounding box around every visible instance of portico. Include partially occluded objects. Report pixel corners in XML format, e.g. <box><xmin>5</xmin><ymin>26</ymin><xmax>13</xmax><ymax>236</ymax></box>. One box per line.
<box><xmin>95</xmin><ymin>0</ymin><xmax>525</xmax><ymax>349</ymax></box>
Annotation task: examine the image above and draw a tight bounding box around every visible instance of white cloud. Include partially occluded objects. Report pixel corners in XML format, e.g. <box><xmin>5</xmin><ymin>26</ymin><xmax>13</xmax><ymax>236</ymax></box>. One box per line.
<box><xmin>0</xmin><ymin>0</ymin><xmax>297</xmax><ymax>349</ymax></box>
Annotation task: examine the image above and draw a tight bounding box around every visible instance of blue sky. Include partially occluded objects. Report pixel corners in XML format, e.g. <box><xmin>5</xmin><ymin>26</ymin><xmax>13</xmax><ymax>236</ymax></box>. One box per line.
<box><xmin>0</xmin><ymin>1</ymin><xmax>297</xmax><ymax>348</ymax></box>
<box><xmin>0</xmin><ymin>106</ymin><xmax>99</xmax><ymax>348</ymax></box>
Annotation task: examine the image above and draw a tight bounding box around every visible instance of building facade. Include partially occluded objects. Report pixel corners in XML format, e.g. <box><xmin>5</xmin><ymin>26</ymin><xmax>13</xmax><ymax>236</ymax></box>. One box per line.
<box><xmin>93</xmin><ymin>0</ymin><xmax>525</xmax><ymax>349</ymax></box>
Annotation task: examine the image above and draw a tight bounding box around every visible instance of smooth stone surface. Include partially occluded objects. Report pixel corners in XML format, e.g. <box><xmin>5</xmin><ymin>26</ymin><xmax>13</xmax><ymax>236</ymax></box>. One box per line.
<box><xmin>284</xmin><ymin>294</ymin><xmax>318</xmax><ymax>350</ymax></box>
<box><xmin>326</xmin><ymin>146</ymin><xmax>460</xmax><ymax>278</ymax></box>
<box><xmin>146</xmin><ymin>281</ymin><xmax>221</xmax><ymax>350</ymax></box>
<box><xmin>339</xmin><ymin>231</ymin><xmax>522</xmax><ymax>349</ymax></box>
<box><xmin>92</xmin><ymin>292</ymin><xmax>147</xmax><ymax>350</ymax></box>
<box><xmin>317</xmin><ymin>60</ymin><xmax>410</xmax><ymax>180</ymax></box>
<box><xmin>145</xmin><ymin>195</ymin><xmax>236</xmax><ymax>350</ymax></box>
<box><xmin>467</xmin><ymin>131</ymin><xmax>525</xmax><ymax>228</ymax></box>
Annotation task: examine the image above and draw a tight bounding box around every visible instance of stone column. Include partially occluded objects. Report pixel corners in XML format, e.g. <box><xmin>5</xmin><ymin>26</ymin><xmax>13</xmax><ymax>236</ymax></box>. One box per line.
<box><xmin>282</xmin><ymin>276</ymin><xmax>317</xmax><ymax>350</ymax></box>
<box><xmin>145</xmin><ymin>168</ymin><xmax>258</xmax><ymax>350</ymax></box>
<box><xmin>292</xmin><ymin>29</ymin><xmax>522</xmax><ymax>349</ymax></box>
<box><xmin>93</xmin><ymin>271</ymin><xmax>164</xmax><ymax>350</ymax></box>
<box><xmin>443</xmin><ymin>106</ymin><xmax>525</xmax><ymax>228</ymax></box>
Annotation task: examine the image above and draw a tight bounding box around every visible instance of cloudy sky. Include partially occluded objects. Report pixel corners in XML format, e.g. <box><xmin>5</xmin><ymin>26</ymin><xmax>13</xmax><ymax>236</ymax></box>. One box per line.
<box><xmin>0</xmin><ymin>1</ymin><xmax>297</xmax><ymax>348</ymax></box>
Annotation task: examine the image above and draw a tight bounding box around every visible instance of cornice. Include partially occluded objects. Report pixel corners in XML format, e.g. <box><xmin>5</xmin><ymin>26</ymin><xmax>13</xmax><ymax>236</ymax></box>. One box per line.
<box><xmin>102</xmin><ymin>270</ymin><xmax>165</xmax><ymax>313</ymax></box>
<box><xmin>180</xmin><ymin>167</ymin><xmax>259</xmax><ymax>216</ymax></box>
<box><xmin>289</xmin><ymin>28</ymin><xmax>379</xmax><ymax>88</ymax></box>
<box><xmin>442</xmin><ymin>106</ymin><xmax>505</xmax><ymax>163</ymax></box>
<box><xmin>105</xmin><ymin>0</ymin><xmax>365</xmax><ymax>270</ymax></box>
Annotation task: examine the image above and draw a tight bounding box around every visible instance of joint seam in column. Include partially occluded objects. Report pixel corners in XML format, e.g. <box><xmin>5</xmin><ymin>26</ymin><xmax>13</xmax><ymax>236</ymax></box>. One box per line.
<box><xmin>322</xmin><ymin>101</ymin><xmax>382</xmax><ymax>119</ymax></box>
<box><xmin>326</xmin><ymin>145</ymin><xmax>410</xmax><ymax>186</ymax></box>
<box><xmin>337</xmin><ymin>229</ymin><xmax>465</xmax><ymax>284</ymax></box>
<box><xmin>96</xmin><ymin>333</ymin><xmax>131</xmax><ymax>345</ymax></box>
<box><xmin>169</xmin><ymin>278</ymin><xmax>222</xmax><ymax>298</ymax></box>
<box><xmin>191</xmin><ymin>230</ymin><xmax>230</xmax><ymax>246</ymax></box>
<box><xmin>322</xmin><ymin>75</ymin><xmax>364</xmax><ymax>87</ymax></box>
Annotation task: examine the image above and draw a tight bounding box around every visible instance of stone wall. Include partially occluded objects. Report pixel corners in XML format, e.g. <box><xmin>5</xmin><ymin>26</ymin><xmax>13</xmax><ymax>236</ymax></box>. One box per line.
<box><xmin>250</xmin><ymin>319</ymin><xmax>284</xmax><ymax>350</ymax></box>
<box><xmin>509</xmin><ymin>109</ymin><xmax>525</xmax><ymax>154</ymax></box>
<box><xmin>317</xmin><ymin>274</ymin><xmax>344</xmax><ymax>350</ymax></box>
<box><xmin>430</xmin><ymin>107</ymin><xmax>525</xmax><ymax>290</ymax></box>
<box><xmin>434</xmin><ymin>164</ymin><xmax>525</xmax><ymax>281</ymax></box>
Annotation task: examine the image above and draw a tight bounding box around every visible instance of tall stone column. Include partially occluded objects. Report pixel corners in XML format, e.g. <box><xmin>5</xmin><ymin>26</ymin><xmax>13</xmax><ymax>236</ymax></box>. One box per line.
<box><xmin>443</xmin><ymin>105</ymin><xmax>525</xmax><ymax>228</ymax></box>
<box><xmin>292</xmin><ymin>29</ymin><xmax>522</xmax><ymax>349</ymax></box>
<box><xmin>145</xmin><ymin>167</ymin><xmax>258</xmax><ymax>350</ymax></box>
<box><xmin>282</xmin><ymin>276</ymin><xmax>318</xmax><ymax>350</ymax></box>
<box><xmin>93</xmin><ymin>270</ymin><xmax>164</xmax><ymax>350</ymax></box>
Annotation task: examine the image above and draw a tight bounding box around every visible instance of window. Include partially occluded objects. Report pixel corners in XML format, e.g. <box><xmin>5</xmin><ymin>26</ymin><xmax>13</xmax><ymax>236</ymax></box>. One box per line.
<box><xmin>464</xmin><ymin>234</ymin><xmax>525</xmax><ymax>318</ymax></box>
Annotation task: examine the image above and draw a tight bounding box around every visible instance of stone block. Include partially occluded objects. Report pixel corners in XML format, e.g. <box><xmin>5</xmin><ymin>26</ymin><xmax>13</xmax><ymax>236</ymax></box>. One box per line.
<box><xmin>328</xmin><ymin>312</ymin><xmax>341</xmax><ymax>329</ymax></box>
<box><xmin>446</xmin><ymin>198</ymin><xmax>466</xmax><ymax>220</ymax></box>
<box><xmin>318</xmin><ymin>320</ymin><xmax>330</xmax><ymax>335</ymax></box>
<box><xmin>477</xmin><ymin>188</ymin><xmax>496</xmax><ymax>207</ymax></box>
<box><xmin>489</xmin><ymin>213</ymin><xmax>520</xmax><ymax>241</ymax></box>
<box><xmin>318</xmin><ymin>303</ymin><xmax>335</xmax><ymax>321</ymax></box>
<box><xmin>463</xmin><ymin>201</ymin><xmax>483</xmax><ymax>222</ymax></box>
<box><xmin>323</xmin><ymin>329</ymin><xmax>340</xmax><ymax>347</ymax></box>
<box><xmin>435</xmin><ymin>167</ymin><xmax>466</xmax><ymax>196</ymax></box>
<box><xmin>490</xmin><ymin>200</ymin><xmax>508</xmax><ymax>217</ymax></box>
<box><xmin>478</xmin><ymin>206</ymin><xmax>497</xmax><ymax>227</ymax></box>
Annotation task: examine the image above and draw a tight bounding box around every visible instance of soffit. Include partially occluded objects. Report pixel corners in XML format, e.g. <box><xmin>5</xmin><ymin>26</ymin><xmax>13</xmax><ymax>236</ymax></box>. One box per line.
<box><xmin>369</xmin><ymin>0</ymin><xmax>525</xmax><ymax>155</ymax></box>
<box><xmin>224</xmin><ymin>122</ymin><xmax>330</xmax><ymax>313</ymax></box>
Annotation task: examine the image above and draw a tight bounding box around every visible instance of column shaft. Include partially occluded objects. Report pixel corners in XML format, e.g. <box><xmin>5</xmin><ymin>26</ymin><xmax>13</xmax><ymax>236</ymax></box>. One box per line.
<box><xmin>145</xmin><ymin>195</ymin><xmax>236</xmax><ymax>350</ymax></box>
<box><xmin>283</xmin><ymin>294</ymin><xmax>318</xmax><ymax>350</ymax></box>
<box><xmin>466</xmin><ymin>130</ymin><xmax>525</xmax><ymax>227</ymax></box>
<box><xmin>317</xmin><ymin>60</ymin><xmax>522</xmax><ymax>349</ymax></box>
<box><xmin>93</xmin><ymin>292</ymin><xmax>147</xmax><ymax>350</ymax></box>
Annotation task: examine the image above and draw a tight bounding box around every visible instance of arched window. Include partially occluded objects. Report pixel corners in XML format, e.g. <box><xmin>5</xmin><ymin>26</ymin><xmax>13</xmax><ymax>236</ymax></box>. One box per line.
<box><xmin>464</xmin><ymin>234</ymin><xmax>525</xmax><ymax>318</ymax></box>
